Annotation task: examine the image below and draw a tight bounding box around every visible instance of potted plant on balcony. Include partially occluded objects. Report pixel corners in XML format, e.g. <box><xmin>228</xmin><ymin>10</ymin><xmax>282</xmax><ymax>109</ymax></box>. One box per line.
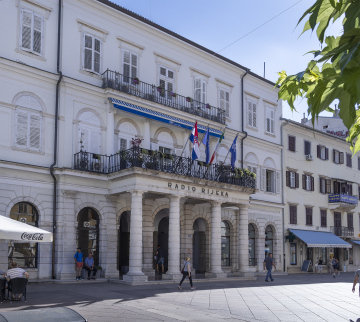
<box><xmin>205</xmin><ymin>103</ymin><xmax>211</xmax><ymax>109</ymax></box>
<box><xmin>170</xmin><ymin>92</ymin><xmax>177</xmax><ymax>98</ymax></box>
<box><xmin>186</xmin><ymin>96</ymin><xmax>193</xmax><ymax>103</ymax></box>
<box><xmin>157</xmin><ymin>86</ymin><xmax>164</xmax><ymax>93</ymax></box>
<box><xmin>132</xmin><ymin>77</ymin><xmax>140</xmax><ymax>85</ymax></box>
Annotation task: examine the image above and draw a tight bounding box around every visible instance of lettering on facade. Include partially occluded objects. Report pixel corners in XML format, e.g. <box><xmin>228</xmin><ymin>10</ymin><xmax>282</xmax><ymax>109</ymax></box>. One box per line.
<box><xmin>168</xmin><ymin>183</ymin><xmax>228</xmax><ymax>197</ymax></box>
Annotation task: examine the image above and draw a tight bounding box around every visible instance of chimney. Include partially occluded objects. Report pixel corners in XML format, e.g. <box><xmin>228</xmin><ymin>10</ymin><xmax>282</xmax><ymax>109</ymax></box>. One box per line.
<box><xmin>301</xmin><ymin>113</ymin><xmax>308</xmax><ymax>124</ymax></box>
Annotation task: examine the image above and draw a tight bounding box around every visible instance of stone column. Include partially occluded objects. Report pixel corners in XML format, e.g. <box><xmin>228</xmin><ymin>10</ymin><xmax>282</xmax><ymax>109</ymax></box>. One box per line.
<box><xmin>106</xmin><ymin>103</ymin><xmax>115</xmax><ymax>156</ymax></box>
<box><xmin>237</xmin><ymin>203</ymin><xmax>252</xmax><ymax>276</ymax></box>
<box><xmin>143</xmin><ymin>120</ymin><xmax>151</xmax><ymax>150</ymax></box>
<box><xmin>123</xmin><ymin>190</ymin><xmax>147</xmax><ymax>283</ymax></box>
<box><xmin>181</xmin><ymin>203</ymin><xmax>194</xmax><ymax>262</ymax></box>
<box><xmin>142</xmin><ymin>198</ymin><xmax>155</xmax><ymax>276</ymax></box>
<box><xmin>206</xmin><ymin>201</ymin><xmax>226</xmax><ymax>278</ymax></box>
<box><xmin>164</xmin><ymin>195</ymin><xmax>182</xmax><ymax>280</ymax></box>
<box><xmin>257</xmin><ymin>234</ymin><xmax>266</xmax><ymax>272</ymax></box>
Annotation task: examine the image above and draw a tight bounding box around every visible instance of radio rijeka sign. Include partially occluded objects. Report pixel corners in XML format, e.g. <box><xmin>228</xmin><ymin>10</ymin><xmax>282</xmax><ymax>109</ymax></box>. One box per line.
<box><xmin>168</xmin><ymin>182</ymin><xmax>229</xmax><ymax>197</ymax></box>
<box><xmin>21</xmin><ymin>233</ymin><xmax>44</xmax><ymax>241</ymax></box>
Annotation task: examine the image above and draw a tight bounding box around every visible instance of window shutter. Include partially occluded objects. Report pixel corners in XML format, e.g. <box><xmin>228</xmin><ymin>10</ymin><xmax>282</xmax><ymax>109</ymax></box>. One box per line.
<box><xmin>225</xmin><ymin>92</ymin><xmax>230</xmax><ymax>117</ymax></box>
<box><xmin>325</xmin><ymin>147</ymin><xmax>329</xmax><ymax>160</ymax></box>
<box><xmin>349</xmin><ymin>184</ymin><xmax>353</xmax><ymax>196</ymax></box>
<box><xmin>319</xmin><ymin>177</ymin><xmax>323</xmax><ymax>193</ymax></box>
<box><xmin>289</xmin><ymin>136</ymin><xmax>295</xmax><ymax>152</ymax></box>
<box><xmin>123</xmin><ymin>50</ymin><xmax>130</xmax><ymax>80</ymax></box>
<box><xmin>94</xmin><ymin>38</ymin><xmax>101</xmax><ymax>74</ymax></box>
<box><xmin>90</xmin><ymin>130</ymin><xmax>101</xmax><ymax>154</ymax></box>
<box><xmin>295</xmin><ymin>172</ymin><xmax>299</xmax><ymax>188</ymax></box>
<box><xmin>334</xmin><ymin>181</ymin><xmax>339</xmax><ymax>194</ymax></box>
<box><xmin>16</xmin><ymin>111</ymin><xmax>28</xmax><ymax>147</ymax></box>
<box><xmin>33</xmin><ymin>14</ymin><xmax>43</xmax><ymax>54</ymax></box>
<box><xmin>276</xmin><ymin>171</ymin><xmax>280</xmax><ymax>193</ymax></box>
<box><xmin>84</xmin><ymin>35</ymin><xmax>93</xmax><ymax>70</ymax></box>
<box><xmin>194</xmin><ymin>77</ymin><xmax>201</xmax><ymax>102</ymax></box>
<box><xmin>247</xmin><ymin>101</ymin><xmax>252</xmax><ymax>126</ymax></box>
<box><xmin>290</xmin><ymin>206</ymin><xmax>294</xmax><ymax>224</ymax></box>
<box><xmin>317</xmin><ymin>145</ymin><xmax>321</xmax><ymax>158</ymax></box>
<box><xmin>270</xmin><ymin>110</ymin><xmax>275</xmax><ymax>134</ymax></box>
<box><xmin>302</xmin><ymin>174</ymin><xmax>306</xmax><ymax>190</ymax></box>
<box><xmin>286</xmin><ymin>171</ymin><xmax>290</xmax><ymax>187</ymax></box>
<box><xmin>80</xmin><ymin>127</ymin><xmax>89</xmax><ymax>152</ymax></box>
<box><xmin>260</xmin><ymin>168</ymin><xmax>266</xmax><ymax>191</ymax></box>
<box><xmin>119</xmin><ymin>138</ymin><xmax>127</xmax><ymax>150</ymax></box>
<box><xmin>220</xmin><ymin>90</ymin><xmax>225</xmax><ymax>115</ymax></box>
<box><xmin>29</xmin><ymin>114</ymin><xmax>41</xmax><ymax>149</ymax></box>
<box><xmin>311</xmin><ymin>176</ymin><xmax>314</xmax><ymax>191</ymax></box>
<box><xmin>326</xmin><ymin>179</ymin><xmax>331</xmax><ymax>194</ymax></box>
<box><xmin>304</xmin><ymin>141</ymin><xmax>311</xmax><ymax>155</ymax></box>
<box><xmin>202</xmin><ymin>80</ymin><xmax>206</xmax><ymax>104</ymax></box>
<box><xmin>333</xmin><ymin>149</ymin><xmax>336</xmax><ymax>163</ymax></box>
<box><xmin>131</xmin><ymin>53</ymin><xmax>137</xmax><ymax>78</ymax></box>
<box><xmin>21</xmin><ymin>9</ymin><xmax>32</xmax><ymax>50</ymax></box>
<box><xmin>252</xmin><ymin>103</ymin><xmax>257</xmax><ymax>127</ymax></box>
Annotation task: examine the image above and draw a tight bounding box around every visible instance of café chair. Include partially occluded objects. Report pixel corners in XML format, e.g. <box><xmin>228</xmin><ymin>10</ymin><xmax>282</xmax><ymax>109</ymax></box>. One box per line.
<box><xmin>8</xmin><ymin>278</ymin><xmax>28</xmax><ymax>303</ymax></box>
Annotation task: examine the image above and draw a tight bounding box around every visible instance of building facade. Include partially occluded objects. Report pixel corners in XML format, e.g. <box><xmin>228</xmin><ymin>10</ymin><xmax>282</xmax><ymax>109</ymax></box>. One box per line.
<box><xmin>282</xmin><ymin>119</ymin><xmax>360</xmax><ymax>273</ymax></box>
<box><xmin>0</xmin><ymin>0</ymin><xmax>283</xmax><ymax>281</ymax></box>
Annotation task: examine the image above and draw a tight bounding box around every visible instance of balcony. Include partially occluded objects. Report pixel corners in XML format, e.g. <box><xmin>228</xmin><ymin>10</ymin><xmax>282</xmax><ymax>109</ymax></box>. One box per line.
<box><xmin>328</xmin><ymin>193</ymin><xmax>358</xmax><ymax>211</ymax></box>
<box><xmin>102</xmin><ymin>70</ymin><xmax>226</xmax><ymax>124</ymax></box>
<box><xmin>330</xmin><ymin>226</ymin><xmax>354</xmax><ymax>237</ymax></box>
<box><xmin>73</xmin><ymin>147</ymin><xmax>256</xmax><ymax>189</ymax></box>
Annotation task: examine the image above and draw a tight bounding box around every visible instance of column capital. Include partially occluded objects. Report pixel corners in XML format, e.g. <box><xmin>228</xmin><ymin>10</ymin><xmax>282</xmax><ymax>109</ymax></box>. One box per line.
<box><xmin>210</xmin><ymin>201</ymin><xmax>222</xmax><ymax>208</ymax></box>
<box><xmin>130</xmin><ymin>190</ymin><xmax>144</xmax><ymax>198</ymax></box>
<box><xmin>238</xmin><ymin>202</ymin><xmax>250</xmax><ymax>210</ymax></box>
<box><xmin>168</xmin><ymin>195</ymin><xmax>181</xmax><ymax>202</ymax></box>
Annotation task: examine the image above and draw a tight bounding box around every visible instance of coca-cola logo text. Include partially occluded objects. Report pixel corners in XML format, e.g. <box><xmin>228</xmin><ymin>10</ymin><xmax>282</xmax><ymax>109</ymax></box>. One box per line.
<box><xmin>21</xmin><ymin>233</ymin><xmax>44</xmax><ymax>241</ymax></box>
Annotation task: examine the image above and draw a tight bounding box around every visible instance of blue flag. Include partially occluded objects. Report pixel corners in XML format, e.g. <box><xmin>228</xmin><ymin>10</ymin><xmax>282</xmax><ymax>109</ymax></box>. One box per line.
<box><xmin>229</xmin><ymin>135</ymin><xmax>238</xmax><ymax>170</ymax></box>
<box><xmin>201</xmin><ymin>127</ymin><xmax>210</xmax><ymax>164</ymax></box>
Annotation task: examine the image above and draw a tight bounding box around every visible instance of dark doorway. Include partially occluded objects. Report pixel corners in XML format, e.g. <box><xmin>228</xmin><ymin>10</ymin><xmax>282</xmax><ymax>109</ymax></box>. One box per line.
<box><xmin>334</xmin><ymin>212</ymin><xmax>341</xmax><ymax>236</ymax></box>
<box><xmin>306</xmin><ymin>247</ymin><xmax>314</xmax><ymax>272</ymax></box>
<box><xmin>118</xmin><ymin>211</ymin><xmax>130</xmax><ymax>275</ymax></box>
<box><xmin>157</xmin><ymin>217</ymin><xmax>169</xmax><ymax>273</ymax></box>
<box><xmin>193</xmin><ymin>218</ymin><xmax>207</xmax><ymax>274</ymax></box>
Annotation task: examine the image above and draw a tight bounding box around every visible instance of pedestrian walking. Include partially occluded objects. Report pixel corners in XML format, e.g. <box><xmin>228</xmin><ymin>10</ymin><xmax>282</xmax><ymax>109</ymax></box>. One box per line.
<box><xmin>332</xmin><ymin>257</ymin><xmax>340</xmax><ymax>278</ymax></box>
<box><xmin>178</xmin><ymin>257</ymin><xmax>196</xmax><ymax>290</ymax></box>
<box><xmin>263</xmin><ymin>252</ymin><xmax>276</xmax><ymax>282</ymax></box>
<box><xmin>155</xmin><ymin>245</ymin><xmax>164</xmax><ymax>274</ymax></box>
<box><xmin>352</xmin><ymin>268</ymin><xmax>360</xmax><ymax>296</ymax></box>
<box><xmin>74</xmin><ymin>247</ymin><xmax>83</xmax><ymax>280</ymax></box>
<box><xmin>316</xmin><ymin>258</ymin><xmax>323</xmax><ymax>274</ymax></box>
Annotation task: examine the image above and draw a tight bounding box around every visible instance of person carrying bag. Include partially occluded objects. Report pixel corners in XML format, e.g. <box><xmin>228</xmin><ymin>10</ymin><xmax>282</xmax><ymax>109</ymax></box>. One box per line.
<box><xmin>178</xmin><ymin>257</ymin><xmax>196</xmax><ymax>290</ymax></box>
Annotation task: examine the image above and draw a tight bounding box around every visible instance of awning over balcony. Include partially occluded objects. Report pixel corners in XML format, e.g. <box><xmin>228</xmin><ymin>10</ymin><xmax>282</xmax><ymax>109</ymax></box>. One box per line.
<box><xmin>289</xmin><ymin>229</ymin><xmax>351</xmax><ymax>248</ymax></box>
<box><xmin>109</xmin><ymin>98</ymin><xmax>223</xmax><ymax>138</ymax></box>
<box><xmin>351</xmin><ymin>240</ymin><xmax>360</xmax><ymax>246</ymax></box>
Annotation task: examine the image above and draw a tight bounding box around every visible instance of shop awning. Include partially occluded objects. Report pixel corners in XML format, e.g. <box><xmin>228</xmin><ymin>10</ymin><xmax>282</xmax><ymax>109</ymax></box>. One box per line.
<box><xmin>351</xmin><ymin>240</ymin><xmax>360</xmax><ymax>246</ymax></box>
<box><xmin>0</xmin><ymin>215</ymin><xmax>52</xmax><ymax>242</ymax></box>
<box><xmin>289</xmin><ymin>229</ymin><xmax>351</xmax><ymax>248</ymax></box>
<box><xmin>109</xmin><ymin>98</ymin><xmax>223</xmax><ymax>138</ymax></box>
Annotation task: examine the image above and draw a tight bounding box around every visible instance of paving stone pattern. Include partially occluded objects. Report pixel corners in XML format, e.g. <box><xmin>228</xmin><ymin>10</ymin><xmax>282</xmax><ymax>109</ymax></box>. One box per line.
<box><xmin>1</xmin><ymin>273</ymin><xmax>360</xmax><ymax>321</ymax></box>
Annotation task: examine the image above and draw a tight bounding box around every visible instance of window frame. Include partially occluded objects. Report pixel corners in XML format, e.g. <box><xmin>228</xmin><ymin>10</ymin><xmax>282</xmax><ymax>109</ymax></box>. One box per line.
<box><xmin>219</xmin><ymin>88</ymin><xmax>230</xmax><ymax>118</ymax></box>
<box><xmin>290</xmin><ymin>205</ymin><xmax>297</xmax><ymax>224</ymax></box>
<box><xmin>346</xmin><ymin>153</ymin><xmax>352</xmax><ymax>168</ymax></box>
<box><xmin>305</xmin><ymin>207</ymin><xmax>313</xmax><ymax>226</ymax></box>
<box><xmin>320</xmin><ymin>209</ymin><xmax>327</xmax><ymax>227</ymax></box>
<box><xmin>348</xmin><ymin>213</ymin><xmax>354</xmax><ymax>229</ymax></box>
<box><xmin>286</xmin><ymin>170</ymin><xmax>299</xmax><ymax>189</ymax></box>
<box><xmin>317</xmin><ymin>145</ymin><xmax>329</xmax><ymax>160</ymax></box>
<box><xmin>20</xmin><ymin>8</ymin><xmax>44</xmax><ymax>56</ymax></box>
<box><xmin>159</xmin><ymin>65</ymin><xmax>175</xmax><ymax>100</ymax></box>
<box><xmin>246</xmin><ymin>99</ymin><xmax>257</xmax><ymax>129</ymax></box>
<box><xmin>290</xmin><ymin>243</ymin><xmax>297</xmax><ymax>265</ymax></box>
<box><xmin>82</xmin><ymin>33</ymin><xmax>101</xmax><ymax>74</ymax></box>
<box><xmin>303</xmin><ymin>174</ymin><xmax>314</xmax><ymax>191</ymax></box>
<box><xmin>265</xmin><ymin>107</ymin><xmax>275</xmax><ymax>135</ymax></box>
<box><xmin>304</xmin><ymin>140</ymin><xmax>311</xmax><ymax>155</ymax></box>
<box><xmin>288</xmin><ymin>135</ymin><xmax>296</xmax><ymax>152</ymax></box>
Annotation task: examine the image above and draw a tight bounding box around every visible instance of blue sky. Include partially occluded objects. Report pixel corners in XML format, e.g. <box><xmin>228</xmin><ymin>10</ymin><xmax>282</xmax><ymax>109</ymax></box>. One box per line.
<box><xmin>113</xmin><ymin>0</ymin><xmax>343</xmax><ymax>122</ymax></box>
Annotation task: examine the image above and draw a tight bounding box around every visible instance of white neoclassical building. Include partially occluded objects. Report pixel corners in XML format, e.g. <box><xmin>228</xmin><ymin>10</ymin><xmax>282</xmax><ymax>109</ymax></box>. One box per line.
<box><xmin>0</xmin><ymin>0</ymin><xmax>283</xmax><ymax>281</ymax></box>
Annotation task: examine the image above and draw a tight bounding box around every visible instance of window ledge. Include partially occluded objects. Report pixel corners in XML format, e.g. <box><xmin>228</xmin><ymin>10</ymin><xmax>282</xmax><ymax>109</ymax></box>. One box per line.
<box><xmin>246</xmin><ymin>125</ymin><xmax>258</xmax><ymax>132</ymax></box>
<box><xmin>15</xmin><ymin>48</ymin><xmax>46</xmax><ymax>61</ymax></box>
<box><xmin>265</xmin><ymin>132</ymin><xmax>276</xmax><ymax>138</ymax></box>
<box><xmin>79</xmin><ymin>69</ymin><xmax>102</xmax><ymax>80</ymax></box>
<box><xmin>11</xmin><ymin>146</ymin><xmax>44</xmax><ymax>155</ymax></box>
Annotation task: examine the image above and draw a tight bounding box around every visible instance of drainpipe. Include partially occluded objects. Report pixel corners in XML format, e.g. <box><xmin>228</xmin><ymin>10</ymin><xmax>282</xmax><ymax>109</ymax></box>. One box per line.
<box><xmin>50</xmin><ymin>0</ymin><xmax>62</xmax><ymax>279</ymax></box>
<box><xmin>240</xmin><ymin>69</ymin><xmax>249</xmax><ymax>169</ymax></box>
<box><xmin>280</xmin><ymin>118</ymin><xmax>289</xmax><ymax>272</ymax></box>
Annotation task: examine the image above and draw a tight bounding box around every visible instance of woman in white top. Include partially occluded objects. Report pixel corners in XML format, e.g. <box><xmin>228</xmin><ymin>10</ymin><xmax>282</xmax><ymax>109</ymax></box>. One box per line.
<box><xmin>178</xmin><ymin>257</ymin><xmax>196</xmax><ymax>290</ymax></box>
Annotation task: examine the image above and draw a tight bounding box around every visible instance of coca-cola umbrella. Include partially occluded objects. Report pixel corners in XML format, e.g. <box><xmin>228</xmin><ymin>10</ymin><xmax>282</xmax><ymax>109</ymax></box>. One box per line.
<box><xmin>0</xmin><ymin>215</ymin><xmax>52</xmax><ymax>242</ymax></box>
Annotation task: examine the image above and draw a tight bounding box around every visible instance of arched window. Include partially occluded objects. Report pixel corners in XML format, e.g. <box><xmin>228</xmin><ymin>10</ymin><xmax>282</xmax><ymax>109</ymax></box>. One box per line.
<box><xmin>265</xmin><ymin>225</ymin><xmax>273</xmax><ymax>257</ymax></box>
<box><xmin>77</xmin><ymin>208</ymin><xmax>99</xmax><ymax>264</ymax></box>
<box><xmin>8</xmin><ymin>202</ymin><xmax>38</xmax><ymax>268</ymax></box>
<box><xmin>157</xmin><ymin>131</ymin><xmax>174</xmax><ymax>154</ymax></box>
<box><xmin>221</xmin><ymin>221</ymin><xmax>230</xmax><ymax>266</ymax></box>
<box><xmin>78</xmin><ymin>111</ymin><xmax>101</xmax><ymax>154</ymax></box>
<box><xmin>248</xmin><ymin>224</ymin><xmax>256</xmax><ymax>266</ymax></box>
<box><xmin>118</xmin><ymin>121</ymin><xmax>138</xmax><ymax>151</ymax></box>
<box><xmin>14</xmin><ymin>94</ymin><xmax>43</xmax><ymax>151</ymax></box>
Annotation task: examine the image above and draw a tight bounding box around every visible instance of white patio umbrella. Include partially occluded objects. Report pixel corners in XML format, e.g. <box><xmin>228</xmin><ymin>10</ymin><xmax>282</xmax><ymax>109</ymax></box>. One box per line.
<box><xmin>0</xmin><ymin>215</ymin><xmax>52</xmax><ymax>242</ymax></box>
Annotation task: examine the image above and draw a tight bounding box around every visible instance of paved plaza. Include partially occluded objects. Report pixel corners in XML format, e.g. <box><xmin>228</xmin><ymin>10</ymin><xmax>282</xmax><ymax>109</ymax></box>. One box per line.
<box><xmin>1</xmin><ymin>273</ymin><xmax>360</xmax><ymax>321</ymax></box>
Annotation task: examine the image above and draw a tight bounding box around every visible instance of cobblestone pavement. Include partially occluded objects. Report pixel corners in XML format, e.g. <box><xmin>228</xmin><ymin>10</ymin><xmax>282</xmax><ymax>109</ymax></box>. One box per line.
<box><xmin>1</xmin><ymin>273</ymin><xmax>359</xmax><ymax>321</ymax></box>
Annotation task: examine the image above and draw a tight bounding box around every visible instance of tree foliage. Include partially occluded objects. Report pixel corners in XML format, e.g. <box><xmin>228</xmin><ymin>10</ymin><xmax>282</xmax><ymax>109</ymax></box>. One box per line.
<box><xmin>275</xmin><ymin>0</ymin><xmax>360</xmax><ymax>153</ymax></box>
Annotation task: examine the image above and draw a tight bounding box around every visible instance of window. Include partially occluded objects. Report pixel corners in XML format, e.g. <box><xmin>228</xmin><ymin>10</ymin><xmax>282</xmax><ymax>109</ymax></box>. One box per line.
<box><xmin>266</xmin><ymin>169</ymin><xmax>275</xmax><ymax>192</ymax></box>
<box><xmin>320</xmin><ymin>248</ymin><xmax>327</xmax><ymax>264</ymax></box>
<box><xmin>317</xmin><ymin>145</ymin><xmax>329</xmax><ymax>160</ymax></box>
<box><xmin>123</xmin><ymin>50</ymin><xmax>137</xmax><ymax>83</ymax></box>
<box><xmin>265</xmin><ymin>226</ymin><xmax>273</xmax><ymax>257</ymax></box>
<box><xmin>219</xmin><ymin>89</ymin><xmax>230</xmax><ymax>118</ymax></box>
<box><xmin>333</xmin><ymin>150</ymin><xmax>344</xmax><ymax>164</ymax></box>
<box><xmin>319</xmin><ymin>177</ymin><xmax>331</xmax><ymax>194</ymax></box>
<box><xmin>302</xmin><ymin>174</ymin><xmax>314</xmax><ymax>191</ymax></box>
<box><xmin>288</xmin><ymin>135</ymin><xmax>296</xmax><ymax>152</ymax></box>
<box><xmin>118</xmin><ymin>121</ymin><xmax>138</xmax><ymax>152</ymax></box>
<box><xmin>286</xmin><ymin>171</ymin><xmax>299</xmax><ymax>188</ymax></box>
<box><xmin>248</xmin><ymin>224</ymin><xmax>256</xmax><ymax>266</ymax></box>
<box><xmin>321</xmin><ymin>209</ymin><xmax>327</xmax><ymax>227</ymax></box>
<box><xmin>83</xmin><ymin>34</ymin><xmax>101</xmax><ymax>74</ymax></box>
<box><xmin>290</xmin><ymin>205</ymin><xmax>297</xmax><ymax>224</ymax></box>
<box><xmin>306</xmin><ymin>207</ymin><xmax>313</xmax><ymax>226</ymax></box>
<box><xmin>261</xmin><ymin>167</ymin><xmax>279</xmax><ymax>193</ymax></box>
<box><xmin>346</xmin><ymin>153</ymin><xmax>352</xmax><ymax>167</ymax></box>
<box><xmin>221</xmin><ymin>221</ymin><xmax>230</xmax><ymax>266</ymax></box>
<box><xmin>247</xmin><ymin>100</ymin><xmax>257</xmax><ymax>128</ymax></box>
<box><xmin>159</xmin><ymin>66</ymin><xmax>175</xmax><ymax>100</ymax></box>
<box><xmin>194</xmin><ymin>77</ymin><xmax>206</xmax><ymax>105</ymax></box>
<box><xmin>290</xmin><ymin>243</ymin><xmax>296</xmax><ymax>265</ymax></box>
<box><xmin>20</xmin><ymin>9</ymin><xmax>43</xmax><ymax>56</ymax></box>
<box><xmin>348</xmin><ymin>213</ymin><xmax>353</xmax><ymax>229</ymax></box>
<box><xmin>9</xmin><ymin>202</ymin><xmax>38</xmax><ymax>268</ymax></box>
<box><xmin>265</xmin><ymin>107</ymin><xmax>275</xmax><ymax>134</ymax></box>
<box><xmin>304</xmin><ymin>140</ymin><xmax>311</xmax><ymax>155</ymax></box>
<box><xmin>15</xmin><ymin>110</ymin><xmax>41</xmax><ymax>151</ymax></box>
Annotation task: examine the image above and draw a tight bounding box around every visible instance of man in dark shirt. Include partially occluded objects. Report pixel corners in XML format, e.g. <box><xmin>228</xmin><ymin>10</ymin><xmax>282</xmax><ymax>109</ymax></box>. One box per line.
<box><xmin>156</xmin><ymin>245</ymin><xmax>164</xmax><ymax>274</ymax></box>
<box><xmin>263</xmin><ymin>253</ymin><xmax>276</xmax><ymax>282</ymax></box>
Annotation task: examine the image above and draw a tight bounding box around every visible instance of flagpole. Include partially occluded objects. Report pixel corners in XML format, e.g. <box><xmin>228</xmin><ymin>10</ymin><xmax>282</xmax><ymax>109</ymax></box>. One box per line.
<box><xmin>223</xmin><ymin>133</ymin><xmax>239</xmax><ymax>165</ymax></box>
<box><xmin>174</xmin><ymin>121</ymin><xmax>197</xmax><ymax>171</ymax></box>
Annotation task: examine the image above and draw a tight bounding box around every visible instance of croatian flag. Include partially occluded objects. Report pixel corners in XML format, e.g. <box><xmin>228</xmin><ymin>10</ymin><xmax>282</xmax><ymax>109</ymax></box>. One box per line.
<box><xmin>190</xmin><ymin>122</ymin><xmax>200</xmax><ymax>160</ymax></box>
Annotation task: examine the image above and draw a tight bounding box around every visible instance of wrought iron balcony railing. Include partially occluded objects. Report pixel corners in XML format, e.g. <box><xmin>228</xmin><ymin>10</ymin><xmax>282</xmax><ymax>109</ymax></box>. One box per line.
<box><xmin>73</xmin><ymin>147</ymin><xmax>256</xmax><ymax>189</ymax></box>
<box><xmin>330</xmin><ymin>226</ymin><xmax>354</xmax><ymax>237</ymax></box>
<box><xmin>102</xmin><ymin>70</ymin><xmax>226</xmax><ymax>124</ymax></box>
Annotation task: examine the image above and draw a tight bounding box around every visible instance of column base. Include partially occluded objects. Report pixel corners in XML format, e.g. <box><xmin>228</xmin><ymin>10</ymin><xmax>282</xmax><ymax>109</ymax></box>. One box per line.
<box><xmin>162</xmin><ymin>272</ymin><xmax>182</xmax><ymax>280</ymax></box>
<box><xmin>205</xmin><ymin>272</ymin><xmax>227</xmax><ymax>278</ymax></box>
<box><xmin>122</xmin><ymin>274</ymin><xmax>148</xmax><ymax>284</ymax></box>
<box><xmin>233</xmin><ymin>271</ymin><xmax>255</xmax><ymax>277</ymax></box>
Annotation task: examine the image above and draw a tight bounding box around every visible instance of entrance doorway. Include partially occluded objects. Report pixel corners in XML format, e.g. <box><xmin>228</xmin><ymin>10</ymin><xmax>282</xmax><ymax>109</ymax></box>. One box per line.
<box><xmin>193</xmin><ymin>218</ymin><xmax>208</xmax><ymax>274</ymax></box>
<box><xmin>118</xmin><ymin>211</ymin><xmax>130</xmax><ymax>275</ymax></box>
<box><xmin>306</xmin><ymin>247</ymin><xmax>314</xmax><ymax>272</ymax></box>
<box><xmin>153</xmin><ymin>209</ymin><xmax>169</xmax><ymax>274</ymax></box>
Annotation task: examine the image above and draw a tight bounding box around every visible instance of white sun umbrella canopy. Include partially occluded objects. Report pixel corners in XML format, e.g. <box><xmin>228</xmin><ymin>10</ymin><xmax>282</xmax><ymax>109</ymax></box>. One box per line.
<box><xmin>0</xmin><ymin>215</ymin><xmax>53</xmax><ymax>242</ymax></box>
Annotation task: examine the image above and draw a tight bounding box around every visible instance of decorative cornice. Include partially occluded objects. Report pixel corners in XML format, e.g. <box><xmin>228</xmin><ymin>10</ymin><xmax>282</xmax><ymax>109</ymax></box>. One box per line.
<box><xmin>263</xmin><ymin>98</ymin><xmax>278</xmax><ymax>106</ymax></box>
<box><xmin>189</xmin><ymin>67</ymin><xmax>210</xmax><ymax>78</ymax></box>
<box><xmin>117</xmin><ymin>36</ymin><xmax>144</xmax><ymax>50</ymax></box>
<box><xmin>153</xmin><ymin>52</ymin><xmax>181</xmax><ymax>66</ymax></box>
<box><xmin>215</xmin><ymin>78</ymin><xmax>234</xmax><ymax>88</ymax></box>
<box><xmin>77</xmin><ymin>19</ymin><xmax>109</xmax><ymax>40</ymax></box>
<box><xmin>244</xmin><ymin>91</ymin><xmax>260</xmax><ymax>99</ymax></box>
<box><xmin>18</xmin><ymin>0</ymin><xmax>52</xmax><ymax>16</ymax></box>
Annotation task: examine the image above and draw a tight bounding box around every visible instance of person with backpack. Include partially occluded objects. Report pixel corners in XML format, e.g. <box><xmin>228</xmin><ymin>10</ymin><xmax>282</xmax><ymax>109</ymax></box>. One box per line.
<box><xmin>178</xmin><ymin>257</ymin><xmax>196</xmax><ymax>290</ymax></box>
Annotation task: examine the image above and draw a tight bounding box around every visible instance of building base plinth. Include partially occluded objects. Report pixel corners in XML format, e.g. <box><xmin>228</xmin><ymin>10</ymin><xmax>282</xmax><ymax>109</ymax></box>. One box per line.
<box><xmin>122</xmin><ymin>274</ymin><xmax>148</xmax><ymax>284</ymax></box>
<box><xmin>205</xmin><ymin>272</ymin><xmax>227</xmax><ymax>278</ymax></box>
<box><xmin>233</xmin><ymin>271</ymin><xmax>255</xmax><ymax>277</ymax></box>
<box><xmin>162</xmin><ymin>272</ymin><xmax>182</xmax><ymax>280</ymax></box>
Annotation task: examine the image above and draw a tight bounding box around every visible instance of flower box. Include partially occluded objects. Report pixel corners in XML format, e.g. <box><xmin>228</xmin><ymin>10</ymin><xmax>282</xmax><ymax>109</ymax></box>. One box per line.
<box><xmin>186</xmin><ymin>97</ymin><xmax>193</xmax><ymax>103</ymax></box>
<box><xmin>170</xmin><ymin>92</ymin><xmax>177</xmax><ymax>98</ymax></box>
<box><xmin>132</xmin><ymin>78</ymin><xmax>139</xmax><ymax>85</ymax></box>
<box><xmin>157</xmin><ymin>86</ymin><xmax>163</xmax><ymax>93</ymax></box>
<box><xmin>205</xmin><ymin>103</ymin><xmax>211</xmax><ymax>109</ymax></box>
